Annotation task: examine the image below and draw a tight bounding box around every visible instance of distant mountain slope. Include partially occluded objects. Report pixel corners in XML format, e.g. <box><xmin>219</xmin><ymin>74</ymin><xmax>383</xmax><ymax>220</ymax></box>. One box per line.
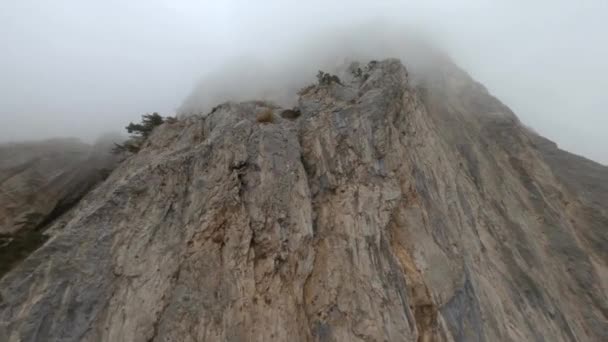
<box><xmin>0</xmin><ymin>138</ymin><xmax>117</xmax><ymax>277</ymax></box>
<box><xmin>0</xmin><ymin>138</ymin><xmax>91</xmax><ymax>233</ymax></box>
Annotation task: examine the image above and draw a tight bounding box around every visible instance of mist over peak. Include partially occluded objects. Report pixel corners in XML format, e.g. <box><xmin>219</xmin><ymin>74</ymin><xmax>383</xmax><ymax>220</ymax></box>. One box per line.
<box><xmin>178</xmin><ymin>25</ymin><xmax>445</xmax><ymax>116</ymax></box>
<box><xmin>1</xmin><ymin>1</ymin><xmax>606</xmax><ymax>163</ymax></box>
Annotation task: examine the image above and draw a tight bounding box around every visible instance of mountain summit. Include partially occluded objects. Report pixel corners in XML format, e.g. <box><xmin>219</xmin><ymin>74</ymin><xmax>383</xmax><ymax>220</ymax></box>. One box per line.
<box><xmin>1</xmin><ymin>59</ymin><xmax>606</xmax><ymax>341</ymax></box>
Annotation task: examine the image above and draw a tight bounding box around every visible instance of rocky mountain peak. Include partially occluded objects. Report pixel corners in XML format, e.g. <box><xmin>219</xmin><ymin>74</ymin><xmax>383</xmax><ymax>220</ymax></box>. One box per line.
<box><xmin>0</xmin><ymin>59</ymin><xmax>606</xmax><ymax>342</ymax></box>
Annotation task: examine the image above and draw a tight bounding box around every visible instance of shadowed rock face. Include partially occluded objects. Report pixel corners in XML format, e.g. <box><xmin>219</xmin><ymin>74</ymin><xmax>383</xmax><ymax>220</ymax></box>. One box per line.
<box><xmin>0</xmin><ymin>59</ymin><xmax>606</xmax><ymax>342</ymax></box>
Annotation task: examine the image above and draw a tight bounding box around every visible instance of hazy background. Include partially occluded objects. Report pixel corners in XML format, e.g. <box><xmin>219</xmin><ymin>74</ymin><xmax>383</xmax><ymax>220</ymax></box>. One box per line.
<box><xmin>1</xmin><ymin>0</ymin><xmax>606</xmax><ymax>163</ymax></box>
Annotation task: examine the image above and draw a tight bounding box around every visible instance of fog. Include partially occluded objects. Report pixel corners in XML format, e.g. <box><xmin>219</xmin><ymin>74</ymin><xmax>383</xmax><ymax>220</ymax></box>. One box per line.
<box><xmin>1</xmin><ymin>1</ymin><xmax>607</xmax><ymax>163</ymax></box>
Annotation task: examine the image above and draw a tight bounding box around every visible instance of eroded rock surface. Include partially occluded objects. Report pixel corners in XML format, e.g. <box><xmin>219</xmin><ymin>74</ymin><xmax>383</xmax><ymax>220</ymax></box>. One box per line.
<box><xmin>0</xmin><ymin>59</ymin><xmax>606</xmax><ymax>341</ymax></box>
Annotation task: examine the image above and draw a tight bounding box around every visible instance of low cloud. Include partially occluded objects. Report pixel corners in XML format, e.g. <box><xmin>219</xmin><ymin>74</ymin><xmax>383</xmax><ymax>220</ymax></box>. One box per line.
<box><xmin>1</xmin><ymin>1</ymin><xmax>606</xmax><ymax>163</ymax></box>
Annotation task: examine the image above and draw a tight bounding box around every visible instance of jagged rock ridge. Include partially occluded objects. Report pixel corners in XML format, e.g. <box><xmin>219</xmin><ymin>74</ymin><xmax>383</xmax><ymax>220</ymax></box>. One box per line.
<box><xmin>0</xmin><ymin>59</ymin><xmax>606</xmax><ymax>341</ymax></box>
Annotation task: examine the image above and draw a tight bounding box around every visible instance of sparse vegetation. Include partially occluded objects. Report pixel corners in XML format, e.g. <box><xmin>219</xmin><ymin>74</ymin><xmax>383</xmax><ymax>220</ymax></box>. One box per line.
<box><xmin>348</xmin><ymin>62</ymin><xmax>363</xmax><ymax>79</ymax></box>
<box><xmin>317</xmin><ymin>70</ymin><xmax>343</xmax><ymax>86</ymax></box>
<box><xmin>298</xmin><ymin>70</ymin><xmax>345</xmax><ymax>95</ymax></box>
<box><xmin>0</xmin><ymin>229</ymin><xmax>49</xmax><ymax>279</ymax></box>
<box><xmin>112</xmin><ymin>112</ymin><xmax>168</xmax><ymax>154</ymax></box>
<box><xmin>209</xmin><ymin>105</ymin><xmax>221</xmax><ymax>115</ymax></box>
<box><xmin>256</xmin><ymin>109</ymin><xmax>274</xmax><ymax>123</ymax></box>
<box><xmin>298</xmin><ymin>84</ymin><xmax>316</xmax><ymax>95</ymax></box>
<box><xmin>15</xmin><ymin>212</ymin><xmax>45</xmax><ymax>229</ymax></box>
<box><xmin>352</xmin><ymin>60</ymin><xmax>379</xmax><ymax>82</ymax></box>
<box><xmin>280</xmin><ymin>108</ymin><xmax>301</xmax><ymax>120</ymax></box>
<box><xmin>1</xmin><ymin>212</ymin><xmax>49</xmax><ymax>279</ymax></box>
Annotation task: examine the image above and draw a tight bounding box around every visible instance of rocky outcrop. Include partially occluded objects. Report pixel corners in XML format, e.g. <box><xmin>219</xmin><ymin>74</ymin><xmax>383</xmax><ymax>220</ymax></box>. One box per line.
<box><xmin>0</xmin><ymin>59</ymin><xmax>606</xmax><ymax>341</ymax></box>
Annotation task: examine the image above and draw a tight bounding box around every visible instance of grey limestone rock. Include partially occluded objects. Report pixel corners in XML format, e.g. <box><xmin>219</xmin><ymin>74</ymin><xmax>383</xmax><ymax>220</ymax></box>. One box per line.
<box><xmin>1</xmin><ymin>59</ymin><xmax>606</xmax><ymax>342</ymax></box>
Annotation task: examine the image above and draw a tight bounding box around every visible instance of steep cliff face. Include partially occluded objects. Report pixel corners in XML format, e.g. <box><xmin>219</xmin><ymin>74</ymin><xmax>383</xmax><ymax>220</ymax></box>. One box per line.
<box><xmin>0</xmin><ymin>59</ymin><xmax>606</xmax><ymax>342</ymax></box>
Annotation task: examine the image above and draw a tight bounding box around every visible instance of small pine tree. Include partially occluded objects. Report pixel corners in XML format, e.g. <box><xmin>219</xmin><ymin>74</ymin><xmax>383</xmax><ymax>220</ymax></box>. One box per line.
<box><xmin>113</xmin><ymin>112</ymin><xmax>167</xmax><ymax>155</ymax></box>
<box><xmin>126</xmin><ymin>113</ymin><xmax>164</xmax><ymax>138</ymax></box>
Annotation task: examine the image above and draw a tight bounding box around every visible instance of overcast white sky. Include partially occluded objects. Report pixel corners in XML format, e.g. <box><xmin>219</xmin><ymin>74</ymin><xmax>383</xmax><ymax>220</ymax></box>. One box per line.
<box><xmin>1</xmin><ymin>0</ymin><xmax>606</xmax><ymax>163</ymax></box>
